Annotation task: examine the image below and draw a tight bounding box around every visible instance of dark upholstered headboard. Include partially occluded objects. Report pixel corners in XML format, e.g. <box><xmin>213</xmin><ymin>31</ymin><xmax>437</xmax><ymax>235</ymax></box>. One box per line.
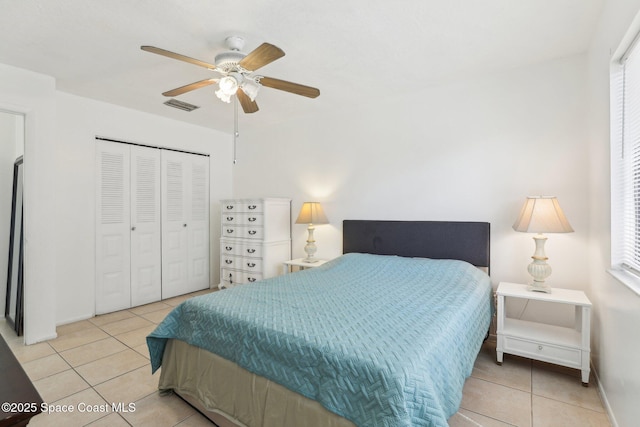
<box><xmin>343</xmin><ymin>220</ymin><xmax>490</xmax><ymax>270</ymax></box>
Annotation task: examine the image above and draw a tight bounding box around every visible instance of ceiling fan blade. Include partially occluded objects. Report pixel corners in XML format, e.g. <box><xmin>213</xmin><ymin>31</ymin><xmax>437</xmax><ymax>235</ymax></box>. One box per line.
<box><xmin>238</xmin><ymin>43</ymin><xmax>285</xmax><ymax>71</ymax></box>
<box><xmin>259</xmin><ymin>77</ymin><xmax>320</xmax><ymax>98</ymax></box>
<box><xmin>141</xmin><ymin>46</ymin><xmax>217</xmax><ymax>70</ymax></box>
<box><xmin>237</xmin><ymin>89</ymin><xmax>259</xmax><ymax>113</ymax></box>
<box><xmin>162</xmin><ymin>79</ymin><xmax>218</xmax><ymax>97</ymax></box>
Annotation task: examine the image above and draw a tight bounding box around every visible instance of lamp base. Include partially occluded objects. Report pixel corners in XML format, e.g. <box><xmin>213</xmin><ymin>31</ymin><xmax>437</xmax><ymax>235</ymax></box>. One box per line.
<box><xmin>301</xmin><ymin>257</ymin><xmax>320</xmax><ymax>263</ymax></box>
<box><xmin>527</xmin><ymin>282</ymin><xmax>551</xmax><ymax>293</ymax></box>
<box><xmin>526</xmin><ymin>234</ymin><xmax>553</xmax><ymax>293</ymax></box>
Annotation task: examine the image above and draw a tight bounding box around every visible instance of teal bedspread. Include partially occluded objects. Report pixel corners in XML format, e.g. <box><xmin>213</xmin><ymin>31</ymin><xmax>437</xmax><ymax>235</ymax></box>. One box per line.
<box><xmin>147</xmin><ymin>253</ymin><xmax>492</xmax><ymax>427</ymax></box>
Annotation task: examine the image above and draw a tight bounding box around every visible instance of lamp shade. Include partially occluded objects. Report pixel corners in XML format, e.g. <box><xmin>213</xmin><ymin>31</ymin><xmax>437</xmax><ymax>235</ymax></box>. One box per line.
<box><xmin>295</xmin><ymin>202</ymin><xmax>329</xmax><ymax>225</ymax></box>
<box><xmin>513</xmin><ymin>196</ymin><xmax>573</xmax><ymax>233</ymax></box>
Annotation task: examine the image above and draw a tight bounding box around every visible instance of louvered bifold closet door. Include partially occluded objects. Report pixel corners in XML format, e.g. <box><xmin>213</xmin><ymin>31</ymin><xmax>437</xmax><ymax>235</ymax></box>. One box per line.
<box><xmin>96</xmin><ymin>141</ymin><xmax>131</xmax><ymax>314</ymax></box>
<box><xmin>187</xmin><ymin>154</ymin><xmax>210</xmax><ymax>292</ymax></box>
<box><xmin>161</xmin><ymin>150</ymin><xmax>210</xmax><ymax>299</ymax></box>
<box><xmin>130</xmin><ymin>146</ymin><xmax>162</xmax><ymax>306</ymax></box>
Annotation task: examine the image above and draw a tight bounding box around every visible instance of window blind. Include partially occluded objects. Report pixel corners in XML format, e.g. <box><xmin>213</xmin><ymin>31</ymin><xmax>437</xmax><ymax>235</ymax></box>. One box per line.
<box><xmin>612</xmin><ymin>37</ymin><xmax>640</xmax><ymax>274</ymax></box>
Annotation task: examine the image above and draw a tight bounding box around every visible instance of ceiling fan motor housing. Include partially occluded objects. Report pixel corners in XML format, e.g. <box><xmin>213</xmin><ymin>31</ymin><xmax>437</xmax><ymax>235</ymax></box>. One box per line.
<box><xmin>214</xmin><ymin>50</ymin><xmax>246</xmax><ymax>73</ymax></box>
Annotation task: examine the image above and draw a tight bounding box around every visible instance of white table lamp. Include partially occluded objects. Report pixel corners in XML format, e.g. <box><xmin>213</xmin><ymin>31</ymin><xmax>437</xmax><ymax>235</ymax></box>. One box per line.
<box><xmin>513</xmin><ymin>196</ymin><xmax>574</xmax><ymax>293</ymax></box>
<box><xmin>295</xmin><ymin>202</ymin><xmax>329</xmax><ymax>263</ymax></box>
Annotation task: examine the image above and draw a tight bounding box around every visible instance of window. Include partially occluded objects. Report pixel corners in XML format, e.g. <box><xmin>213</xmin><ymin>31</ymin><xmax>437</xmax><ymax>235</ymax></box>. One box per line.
<box><xmin>611</xmin><ymin>29</ymin><xmax>640</xmax><ymax>292</ymax></box>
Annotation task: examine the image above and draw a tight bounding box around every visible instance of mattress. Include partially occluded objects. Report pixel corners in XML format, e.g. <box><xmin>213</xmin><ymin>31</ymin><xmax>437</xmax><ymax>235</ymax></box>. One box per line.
<box><xmin>148</xmin><ymin>253</ymin><xmax>492</xmax><ymax>427</ymax></box>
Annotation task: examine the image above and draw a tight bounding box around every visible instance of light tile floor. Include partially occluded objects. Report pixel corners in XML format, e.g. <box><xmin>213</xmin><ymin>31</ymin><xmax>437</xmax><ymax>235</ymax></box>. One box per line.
<box><xmin>1</xmin><ymin>290</ymin><xmax>612</xmax><ymax>427</ymax></box>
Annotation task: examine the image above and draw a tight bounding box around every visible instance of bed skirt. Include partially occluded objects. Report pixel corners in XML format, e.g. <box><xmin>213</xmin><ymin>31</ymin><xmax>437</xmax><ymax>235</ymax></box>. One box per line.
<box><xmin>158</xmin><ymin>339</ymin><xmax>356</xmax><ymax>427</ymax></box>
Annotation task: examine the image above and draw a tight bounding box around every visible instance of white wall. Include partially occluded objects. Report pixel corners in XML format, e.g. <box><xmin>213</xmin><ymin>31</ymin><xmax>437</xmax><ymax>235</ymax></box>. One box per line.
<box><xmin>234</xmin><ymin>54</ymin><xmax>590</xmax><ymax>325</ymax></box>
<box><xmin>0</xmin><ymin>63</ymin><xmax>57</xmax><ymax>344</ymax></box>
<box><xmin>54</xmin><ymin>92</ymin><xmax>233</xmax><ymax>325</ymax></box>
<box><xmin>587</xmin><ymin>1</ymin><xmax>640</xmax><ymax>426</ymax></box>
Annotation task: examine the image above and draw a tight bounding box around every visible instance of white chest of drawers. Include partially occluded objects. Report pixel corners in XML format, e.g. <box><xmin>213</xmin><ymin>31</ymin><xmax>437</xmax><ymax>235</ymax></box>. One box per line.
<box><xmin>219</xmin><ymin>198</ymin><xmax>291</xmax><ymax>288</ymax></box>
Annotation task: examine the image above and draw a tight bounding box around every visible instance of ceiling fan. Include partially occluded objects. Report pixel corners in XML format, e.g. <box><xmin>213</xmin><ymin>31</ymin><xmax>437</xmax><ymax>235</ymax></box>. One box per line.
<box><xmin>141</xmin><ymin>36</ymin><xmax>320</xmax><ymax>114</ymax></box>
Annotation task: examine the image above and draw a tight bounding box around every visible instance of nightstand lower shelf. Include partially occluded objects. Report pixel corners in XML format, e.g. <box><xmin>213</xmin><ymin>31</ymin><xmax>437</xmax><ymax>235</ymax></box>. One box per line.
<box><xmin>498</xmin><ymin>319</ymin><xmax>585</xmax><ymax>373</ymax></box>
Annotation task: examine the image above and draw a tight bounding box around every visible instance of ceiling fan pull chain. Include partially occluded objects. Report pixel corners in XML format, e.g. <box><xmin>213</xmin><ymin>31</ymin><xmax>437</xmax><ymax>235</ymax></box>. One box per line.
<box><xmin>233</xmin><ymin>95</ymin><xmax>239</xmax><ymax>164</ymax></box>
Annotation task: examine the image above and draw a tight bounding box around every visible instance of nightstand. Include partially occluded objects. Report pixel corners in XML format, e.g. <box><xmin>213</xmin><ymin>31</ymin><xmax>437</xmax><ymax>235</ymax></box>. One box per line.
<box><xmin>496</xmin><ymin>282</ymin><xmax>592</xmax><ymax>386</ymax></box>
<box><xmin>282</xmin><ymin>258</ymin><xmax>328</xmax><ymax>274</ymax></box>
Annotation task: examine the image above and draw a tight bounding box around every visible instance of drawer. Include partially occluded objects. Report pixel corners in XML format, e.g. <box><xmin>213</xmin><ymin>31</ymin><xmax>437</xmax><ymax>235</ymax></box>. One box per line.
<box><xmin>221</xmin><ymin>240</ymin><xmax>240</xmax><ymax>256</ymax></box>
<box><xmin>222</xmin><ymin>202</ymin><xmax>237</xmax><ymax>212</ymax></box>
<box><xmin>220</xmin><ymin>255</ymin><xmax>262</xmax><ymax>271</ymax></box>
<box><xmin>222</xmin><ymin>213</ymin><xmax>263</xmax><ymax>226</ymax></box>
<box><xmin>244</xmin><ymin>272</ymin><xmax>262</xmax><ymax>284</ymax></box>
<box><xmin>221</xmin><ymin>256</ymin><xmax>262</xmax><ymax>272</ymax></box>
<box><xmin>220</xmin><ymin>255</ymin><xmax>240</xmax><ymax>269</ymax></box>
<box><xmin>222</xmin><ymin>213</ymin><xmax>240</xmax><ymax>225</ymax></box>
<box><xmin>221</xmin><ymin>268</ymin><xmax>263</xmax><ymax>286</ymax></box>
<box><xmin>221</xmin><ymin>226</ymin><xmax>239</xmax><ymax>238</ymax></box>
<box><xmin>220</xmin><ymin>267</ymin><xmax>238</xmax><ymax>286</ymax></box>
<box><xmin>241</xmin><ymin>213</ymin><xmax>263</xmax><ymax>226</ymax></box>
<box><xmin>222</xmin><ymin>201</ymin><xmax>264</xmax><ymax>213</ymax></box>
<box><xmin>242</xmin><ymin>242</ymin><xmax>262</xmax><ymax>257</ymax></box>
<box><xmin>240</xmin><ymin>258</ymin><xmax>263</xmax><ymax>272</ymax></box>
<box><xmin>503</xmin><ymin>336</ymin><xmax>581</xmax><ymax>368</ymax></box>
<box><xmin>221</xmin><ymin>226</ymin><xmax>264</xmax><ymax>239</ymax></box>
<box><xmin>240</xmin><ymin>201</ymin><xmax>263</xmax><ymax>213</ymax></box>
<box><xmin>220</xmin><ymin>240</ymin><xmax>263</xmax><ymax>258</ymax></box>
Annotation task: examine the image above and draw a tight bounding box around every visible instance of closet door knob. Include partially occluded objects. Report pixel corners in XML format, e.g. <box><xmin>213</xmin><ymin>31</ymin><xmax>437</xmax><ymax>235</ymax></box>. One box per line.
<box><xmin>183</xmin><ymin>223</ymin><xmax>187</xmax><ymax>227</ymax></box>
<box><xmin>131</xmin><ymin>226</ymin><xmax>136</xmax><ymax>231</ymax></box>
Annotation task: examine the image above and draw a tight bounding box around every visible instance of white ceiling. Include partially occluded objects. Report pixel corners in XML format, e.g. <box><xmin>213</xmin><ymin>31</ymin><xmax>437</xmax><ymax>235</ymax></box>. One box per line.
<box><xmin>0</xmin><ymin>0</ymin><xmax>604</xmax><ymax>134</ymax></box>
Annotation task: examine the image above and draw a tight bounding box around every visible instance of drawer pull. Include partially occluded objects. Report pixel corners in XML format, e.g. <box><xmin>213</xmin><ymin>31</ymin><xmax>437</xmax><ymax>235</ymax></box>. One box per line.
<box><xmin>247</xmin><ymin>249</ymin><xmax>256</xmax><ymax>254</ymax></box>
<box><xmin>248</xmin><ymin>217</ymin><xmax>257</xmax><ymax>222</ymax></box>
<box><xmin>225</xmin><ymin>260</ymin><xmax>233</xmax><ymax>264</ymax></box>
<box><xmin>247</xmin><ymin>262</ymin><xmax>256</xmax><ymax>268</ymax></box>
<box><xmin>538</xmin><ymin>345</ymin><xmax>543</xmax><ymax>351</ymax></box>
<box><xmin>226</xmin><ymin>216</ymin><xmax>234</xmax><ymax>221</ymax></box>
<box><xmin>248</xmin><ymin>205</ymin><xmax>257</xmax><ymax>210</ymax></box>
<box><xmin>226</xmin><ymin>205</ymin><xmax>234</xmax><ymax>210</ymax></box>
<box><xmin>225</xmin><ymin>246</ymin><xmax>233</xmax><ymax>251</ymax></box>
<box><xmin>226</xmin><ymin>229</ymin><xmax>234</xmax><ymax>234</ymax></box>
<box><xmin>248</xmin><ymin>277</ymin><xmax>257</xmax><ymax>282</ymax></box>
<box><xmin>248</xmin><ymin>230</ymin><xmax>257</xmax><ymax>235</ymax></box>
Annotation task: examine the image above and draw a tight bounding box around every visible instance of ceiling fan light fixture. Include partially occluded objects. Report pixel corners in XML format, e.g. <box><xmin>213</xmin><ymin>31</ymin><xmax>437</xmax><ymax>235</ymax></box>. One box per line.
<box><xmin>219</xmin><ymin>75</ymin><xmax>239</xmax><ymax>94</ymax></box>
<box><xmin>215</xmin><ymin>74</ymin><xmax>241</xmax><ymax>103</ymax></box>
<box><xmin>241</xmin><ymin>79</ymin><xmax>261</xmax><ymax>102</ymax></box>
<box><xmin>214</xmin><ymin>88</ymin><xmax>232</xmax><ymax>103</ymax></box>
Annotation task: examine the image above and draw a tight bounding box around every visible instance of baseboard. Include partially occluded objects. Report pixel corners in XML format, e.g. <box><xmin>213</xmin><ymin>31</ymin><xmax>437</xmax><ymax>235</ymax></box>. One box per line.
<box><xmin>56</xmin><ymin>313</ymin><xmax>94</xmax><ymax>327</ymax></box>
<box><xmin>592</xmin><ymin>365</ymin><xmax>618</xmax><ymax>427</ymax></box>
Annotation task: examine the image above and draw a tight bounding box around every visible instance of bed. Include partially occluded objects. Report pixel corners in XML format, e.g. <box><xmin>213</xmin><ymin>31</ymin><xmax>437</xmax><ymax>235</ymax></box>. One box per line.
<box><xmin>147</xmin><ymin>220</ymin><xmax>492</xmax><ymax>427</ymax></box>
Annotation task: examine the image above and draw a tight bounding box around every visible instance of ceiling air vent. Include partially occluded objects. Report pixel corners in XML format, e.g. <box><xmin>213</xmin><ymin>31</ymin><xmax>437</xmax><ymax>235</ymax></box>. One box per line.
<box><xmin>164</xmin><ymin>99</ymin><xmax>200</xmax><ymax>112</ymax></box>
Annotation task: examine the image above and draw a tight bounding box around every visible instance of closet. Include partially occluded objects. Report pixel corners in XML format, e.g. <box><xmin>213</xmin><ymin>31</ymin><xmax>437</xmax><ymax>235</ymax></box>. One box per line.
<box><xmin>95</xmin><ymin>139</ymin><xmax>209</xmax><ymax>314</ymax></box>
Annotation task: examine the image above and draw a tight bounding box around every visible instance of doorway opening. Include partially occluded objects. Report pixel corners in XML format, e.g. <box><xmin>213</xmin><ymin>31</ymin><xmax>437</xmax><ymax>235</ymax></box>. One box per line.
<box><xmin>1</xmin><ymin>110</ymin><xmax>25</xmax><ymax>335</ymax></box>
